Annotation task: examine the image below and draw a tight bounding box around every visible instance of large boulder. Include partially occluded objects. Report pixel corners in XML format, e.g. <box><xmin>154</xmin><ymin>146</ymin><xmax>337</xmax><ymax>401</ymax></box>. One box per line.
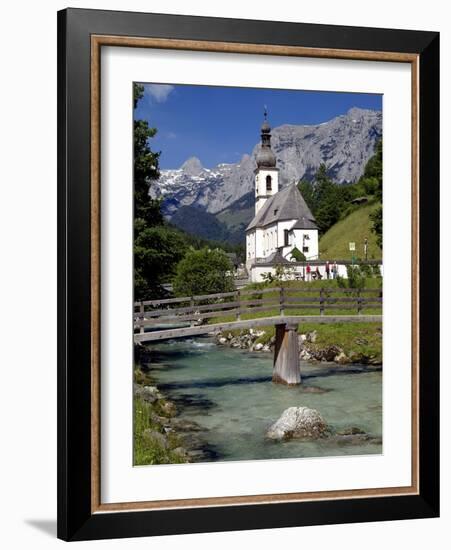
<box><xmin>266</xmin><ymin>406</ymin><xmax>327</xmax><ymax>441</ymax></box>
<box><xmin>134</xmin><ymin>384</ymin><xmax>162</xmax><ymax>404</ymax></box>
<box><xmin>334</xmin><ymin>351</ymin><xmax>349</xmax><ymax>364</ymax></box>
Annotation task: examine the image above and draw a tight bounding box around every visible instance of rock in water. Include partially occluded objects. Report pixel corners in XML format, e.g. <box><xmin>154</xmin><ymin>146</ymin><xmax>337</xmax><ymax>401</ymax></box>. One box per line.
<box><xmin>266</xmin><ymin>406</ymin><xmax>327</xmax><ymax>441</ymax></box>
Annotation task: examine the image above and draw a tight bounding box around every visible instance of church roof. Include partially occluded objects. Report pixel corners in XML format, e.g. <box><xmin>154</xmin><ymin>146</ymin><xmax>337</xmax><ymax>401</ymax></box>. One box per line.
<box><xmin>246</xmin><ymin>184</ymin><xmax>318</xmax><ymax>231</ymax></box>
<box><xmin>255</xmin><ymin>248</ymin><xmax>291</xmax><ymax>266</ymax></box>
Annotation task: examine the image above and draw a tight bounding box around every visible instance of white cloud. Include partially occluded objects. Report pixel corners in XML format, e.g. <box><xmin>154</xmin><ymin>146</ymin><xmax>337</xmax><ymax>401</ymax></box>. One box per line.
<box><xmin>145</xmin><ymin>84</ymin><xmax>174</xmax><ymax>103</ymax></box>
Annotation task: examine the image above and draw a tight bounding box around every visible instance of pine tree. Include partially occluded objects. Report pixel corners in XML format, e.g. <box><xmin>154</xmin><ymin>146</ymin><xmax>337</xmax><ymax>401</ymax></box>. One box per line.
<box><xmin>133</xmin><ymin>83</ymin><xmax>163</xmax><ymax>228</ymax></box>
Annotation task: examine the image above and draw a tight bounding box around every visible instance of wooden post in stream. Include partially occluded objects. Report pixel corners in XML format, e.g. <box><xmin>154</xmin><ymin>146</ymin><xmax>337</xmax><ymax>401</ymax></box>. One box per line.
<box><xmin>272</xmin><ymin>323</ymin><xmax>301</xmax><ymax>385</ymax></box>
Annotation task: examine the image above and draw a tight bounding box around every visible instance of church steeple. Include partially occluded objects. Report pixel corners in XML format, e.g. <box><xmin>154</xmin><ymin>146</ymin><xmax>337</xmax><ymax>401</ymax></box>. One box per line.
<box><xmin>256</xmin><ymin>107</ymin><xmax>277</xmax><ymax>168</ymax></box>
<box><xmin>255</xmin><ymin>107</ymin><xmax>279</xmax><ymax>214</ymax></box>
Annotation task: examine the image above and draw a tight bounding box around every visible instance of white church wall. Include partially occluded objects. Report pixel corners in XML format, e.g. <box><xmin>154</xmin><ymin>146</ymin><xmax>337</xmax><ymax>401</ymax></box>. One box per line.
<box><xmin>254</xmin><ymin>228</ymin><xmax>265</xmax><ymax>258</ymax></box>
<box><xmin>250</xmin><ymin>262</ymin><xmax>383</xmax><ymax>283</ymax></box>
<box><xmin>260</xmin><ymin>224</ymin><xmax>278</xmax><ymax>257</ymax></box>
<box><xmin>245</xmin><ymin>230</ymin><xmax>256</xmax><ymax>272</ymax></box>
<box><xmin>276</xmin><ymin>220</ymin><xmax>297</xmax><ymax>249</ymax></box>
<box><xmin>290</xmin><ymin>229</ymin><xmax>319</xmax><ymax>260</ymax></box>
<box><xmin>250</xmin><ymin>265</ymin><xmax>275</xmax><ymax>283</ymax></box>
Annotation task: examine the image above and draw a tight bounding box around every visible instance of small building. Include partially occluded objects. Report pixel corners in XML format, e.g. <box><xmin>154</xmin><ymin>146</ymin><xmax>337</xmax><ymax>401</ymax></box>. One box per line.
<box><xmin>245</xmin><ymin>112</ymin><xmax>319</xmax><ymax>282</ymax></box>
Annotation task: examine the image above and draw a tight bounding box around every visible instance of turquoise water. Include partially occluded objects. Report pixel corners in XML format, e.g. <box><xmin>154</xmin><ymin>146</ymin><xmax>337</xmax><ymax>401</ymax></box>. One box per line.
<box><xmin>143</xmin><ymin>337</ymin><xmax>382</xmax><ymax>462</ymax></box>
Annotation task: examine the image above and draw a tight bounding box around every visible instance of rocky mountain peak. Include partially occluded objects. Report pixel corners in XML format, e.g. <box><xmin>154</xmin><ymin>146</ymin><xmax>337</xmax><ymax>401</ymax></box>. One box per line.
<box><xmin>152</xmin><ymin>108</ymin><xmax>382</xmax><ymax>221</ymax></box>
<box><xmin>180</xmin><ymin>156</ymin><xmax>204</xmax><ymax>176</ymax></box>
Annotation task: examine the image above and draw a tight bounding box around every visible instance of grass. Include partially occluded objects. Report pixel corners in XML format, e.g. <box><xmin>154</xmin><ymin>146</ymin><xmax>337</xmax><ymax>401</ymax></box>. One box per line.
<box><xmin>300</xmin><ymin>322</ymin><xmax>382</xmax><ymax>361</ymax></box>
<box><xmin>210</xmin><ymin>278</ymin><xmax>382</xmax><ymax>362</ymax></box>
<box><xmin>208</xmin><ymin>278</ymin><xmax>382</xmax><ymax>324</ymax></box>
<box><xmin>133</xmin><ymin>371</ymin><xmax>188</xmax><ymax>466</ymax></box>
<box><xmin>319</xmin><ymin>202</ymin><xmax>382</xmax><ymax>260</ymax></box>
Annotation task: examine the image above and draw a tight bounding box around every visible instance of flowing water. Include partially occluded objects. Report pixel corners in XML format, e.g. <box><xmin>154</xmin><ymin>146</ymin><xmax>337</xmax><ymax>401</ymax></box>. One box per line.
<box><xmin>142</xmin><ymin>337</ymin><xmax>382</xmax><ymax>462</ymax></box>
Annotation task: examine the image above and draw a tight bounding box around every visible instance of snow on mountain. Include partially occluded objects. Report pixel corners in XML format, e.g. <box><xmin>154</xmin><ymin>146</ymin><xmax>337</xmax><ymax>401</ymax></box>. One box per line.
<box><xmin>150</xmin><ymin>108</ymin><xmax>382</xmax><ymax>218</ymax></box>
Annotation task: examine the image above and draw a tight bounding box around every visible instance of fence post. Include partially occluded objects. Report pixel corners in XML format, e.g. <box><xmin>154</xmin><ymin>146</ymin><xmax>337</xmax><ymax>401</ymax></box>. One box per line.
<box><xmin>320</xmin><ymin>288</ymin><xmax>324</xmax><ymax>316</ymax></box>
<box><xmin>190</xmin><ymin>296</ymin><xmax>195</xmax><ymax>327</ymax></box>
<box><xmin>236</xmin><ymin>289</ymin><xmax>241</xmax><ymax>321</ymax></box>
<box><xmin>139</xmin><ymin>302</ymin><xmax>144</xmax><ymax>334</ymax></box>
<box><xmin>279</xmin><ymin>286</ymin><xmax>285</xmax><ymax>317</ymax></box>
<box><xmin>357</xmin><ymin>288</ymin><xmax>362</xmax><ymax>315</ymax></box>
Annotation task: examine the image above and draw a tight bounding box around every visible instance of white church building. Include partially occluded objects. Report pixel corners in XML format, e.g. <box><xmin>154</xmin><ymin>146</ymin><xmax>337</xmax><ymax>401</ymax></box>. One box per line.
<box><xmin>246</xmin><ymin>113</ymin><xmax>319</xmax><ymax>282</ymax></box>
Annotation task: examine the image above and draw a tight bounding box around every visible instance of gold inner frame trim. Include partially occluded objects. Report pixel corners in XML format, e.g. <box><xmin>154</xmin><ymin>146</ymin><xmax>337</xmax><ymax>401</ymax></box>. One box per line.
<box><xmin>90</xmin><ymin>34</ymin><xmax>420</xmax><ymax>514</ymax></box>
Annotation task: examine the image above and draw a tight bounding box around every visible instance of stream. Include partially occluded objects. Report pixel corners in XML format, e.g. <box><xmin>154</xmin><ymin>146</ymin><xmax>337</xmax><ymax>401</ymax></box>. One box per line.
<box><xmin>143</xmin><ymin>337</ymin><xmax>382</xmax><ymax>462</ymax></box>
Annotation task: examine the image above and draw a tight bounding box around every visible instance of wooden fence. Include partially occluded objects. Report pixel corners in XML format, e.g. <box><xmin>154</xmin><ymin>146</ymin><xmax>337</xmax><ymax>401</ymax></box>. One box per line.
<box><xmin>134</xmin><ymin>286</ymin><xmax>382</xmax><ymax>333</ymax></box>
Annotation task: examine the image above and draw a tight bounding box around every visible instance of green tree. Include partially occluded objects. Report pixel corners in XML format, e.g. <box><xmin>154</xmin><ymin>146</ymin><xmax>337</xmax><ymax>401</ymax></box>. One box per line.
<box><xmin>312</xmin><ymin>164</ymin><xmax>343</xmax><ymax>233</ymax></box>
<box><xmin>362</xmin><ymin>139</ymin><xmax>382</xmax><ymax>200</ymax></box>
<box><xmin>133</xmin><ymin>83</ymin><xmax>163</xmax><ymax>228</ymax></box>
<box><xmin>134</xmin><ymin>84</ymin><xmax>173</xmax><ymax>299</ymax></box>
<box><xmin>298</xmin><ymin>179</ymin><xmax>316</xmax><ymax>212</ymax></box>
<box><xmin>134</xmin><ymin>226</ymin><xmax>186</xmax><ymax>299</ymax></box>
<box><xmin>370</xmin><ymin>206</ymin><xmax>383</xmax><ymax>249</ymax></box>
<box><xmin>173</xmin><ymin>248</ymin><xmax>235</xmax><ymax>297</ymax></box>
<box><xmin>364</xmin><ymin>139</ymin><xmax>383</xmax><ymax>247</ymax></box>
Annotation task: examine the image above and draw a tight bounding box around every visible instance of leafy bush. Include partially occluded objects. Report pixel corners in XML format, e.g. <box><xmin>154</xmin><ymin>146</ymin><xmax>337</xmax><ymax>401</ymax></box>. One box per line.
<box><xmin>261</xmin><ymin>263</ymin><xmax>295</xmax><ymax>286</ymax></box>
<box><xmin>359</xmin><ymin>263</ymin><xmax>373</xmax><ymax>278</ymax></box>
<box><xmin>346</xmin><ymin>265</ymin><xmax>366</xmax><ymax>290</ymax></box>
<box><xmin>173</xmin><ymin>247</ymin><xmax>235</xmax><ymax>297</ymax></box>
<box><xmin>290</xmin><ymin>247</ymin><xmax>306</xmax><ymax>261</ymax></box>
<box><xmin>372</xmin><ymin>264</ymin><xmax>382</xmax><ymax>278</ymax></box>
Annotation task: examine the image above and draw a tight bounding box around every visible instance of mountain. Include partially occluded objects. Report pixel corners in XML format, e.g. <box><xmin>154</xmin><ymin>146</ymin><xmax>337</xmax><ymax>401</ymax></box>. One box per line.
<box><xmin>150</xmin><ymin>108</ymin><xmax>382</xmax><ymax>243</ymax></box>
<box><xmin>170</xmin><ymin>205</ymin><xmax>231</xmax><ymax>243</ymax></box>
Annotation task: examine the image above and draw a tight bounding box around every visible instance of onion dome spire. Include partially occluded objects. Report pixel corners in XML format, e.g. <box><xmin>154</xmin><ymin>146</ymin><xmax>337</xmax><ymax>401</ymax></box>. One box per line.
<box><xmin>256</xmin><ymin>106</ymin><xmax>276</xmax><ymax>168</ymax></box>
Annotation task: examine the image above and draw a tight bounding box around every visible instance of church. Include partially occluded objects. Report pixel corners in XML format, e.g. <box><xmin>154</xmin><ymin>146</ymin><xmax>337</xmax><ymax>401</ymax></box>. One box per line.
<box><xmin>246</xmin><ymin>112</ymin><xmax>319</xmax><ymax>283</ymax></box>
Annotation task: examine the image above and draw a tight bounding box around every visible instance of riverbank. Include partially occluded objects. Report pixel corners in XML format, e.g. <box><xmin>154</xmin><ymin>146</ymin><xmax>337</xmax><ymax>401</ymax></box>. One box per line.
<box><xmin>215</xmin><ymin>322</ymin><xmax>382</xmax><ymax>365</ymax></box>
<box><xmin>134</xmin><ymin>346</ymin><xmax>221</xmax><ymax>465</ymax></box>
<box><xmin>133</xmin><ymin>363</ymin><xmax>188</xmax><ymax>466</ymax></box>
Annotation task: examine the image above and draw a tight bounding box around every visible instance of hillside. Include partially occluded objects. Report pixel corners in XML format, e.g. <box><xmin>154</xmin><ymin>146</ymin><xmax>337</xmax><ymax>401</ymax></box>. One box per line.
<box><xmin>215</xmin><ymin>191</ymin><xmax>254</xmax><ymax>243</ymax></box>
<box><xmin>319</xmin><ymin>202</ymin><xmax>382</xmax><ymax>261</ymax></box>
<box><xmin>170</xmin><ymin>205</ymin><xmax>231</xmax><ymax>243</ymax></box>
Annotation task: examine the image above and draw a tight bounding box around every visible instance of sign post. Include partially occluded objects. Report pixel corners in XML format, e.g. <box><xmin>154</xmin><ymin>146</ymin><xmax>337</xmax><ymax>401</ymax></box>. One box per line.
<box><xmin>349</xmin><ymin>242</ymin><xmax>356</xmax><ymax>265</ymax></box>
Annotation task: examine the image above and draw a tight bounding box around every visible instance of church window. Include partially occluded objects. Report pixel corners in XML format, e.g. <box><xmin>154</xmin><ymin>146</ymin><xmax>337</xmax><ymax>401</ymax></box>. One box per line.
<box><xmin>266</xmin><ymin>175</ymin><xmax>272</xmax><ymax>191</ymax></box>
<box><xmin>303</xmin><ymin>246</ymin><xmax>309</xmax><ymax>253</ymax></box>
<box><xmin>284</xmin><ymin>229</ymin><xmax>290</xmax><ymax>247</ymax></box>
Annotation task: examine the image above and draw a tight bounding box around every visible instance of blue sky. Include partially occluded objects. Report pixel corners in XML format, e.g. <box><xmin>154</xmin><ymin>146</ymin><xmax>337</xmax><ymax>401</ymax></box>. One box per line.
<box><xmin>135</xmin><ymin>83</ymin><xmax>382</xmax><ymax>169</ymax></box>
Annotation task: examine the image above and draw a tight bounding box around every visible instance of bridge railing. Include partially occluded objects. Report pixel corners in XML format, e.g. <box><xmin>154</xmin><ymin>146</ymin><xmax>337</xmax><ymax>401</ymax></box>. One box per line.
<box><xmin>134</xmin><ymin>286</ymin><xmax>382</xmax><ymax>333</ymax></box>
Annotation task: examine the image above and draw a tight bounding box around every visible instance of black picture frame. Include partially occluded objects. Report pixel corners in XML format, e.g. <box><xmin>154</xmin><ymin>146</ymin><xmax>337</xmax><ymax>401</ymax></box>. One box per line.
<box><xmin>57</xmin><ymin>7</ymin><xmax>439</xmax><ymax>541</ymax></box>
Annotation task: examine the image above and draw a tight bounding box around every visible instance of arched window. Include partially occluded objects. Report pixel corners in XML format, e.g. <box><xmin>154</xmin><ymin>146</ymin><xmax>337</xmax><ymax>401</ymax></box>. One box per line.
<box><xmin>266</xmin><ymin>175</ymin><xmax>272</xmax><ymax>191</ymax></box>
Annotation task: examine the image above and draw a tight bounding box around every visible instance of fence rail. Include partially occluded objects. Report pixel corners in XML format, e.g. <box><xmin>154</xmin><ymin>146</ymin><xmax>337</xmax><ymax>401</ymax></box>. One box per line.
<box><xmin>134</xmin><ymin>286</ymin><xmax>382</xmax><ymax>332</ymax></box>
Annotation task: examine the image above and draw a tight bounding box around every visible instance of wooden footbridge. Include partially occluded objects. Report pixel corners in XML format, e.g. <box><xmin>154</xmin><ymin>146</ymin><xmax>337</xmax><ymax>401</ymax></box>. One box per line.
<box><xmin>134</xmin><ymin>286</ymin><xmax>382</xmax><ymax>385</ymax></box>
